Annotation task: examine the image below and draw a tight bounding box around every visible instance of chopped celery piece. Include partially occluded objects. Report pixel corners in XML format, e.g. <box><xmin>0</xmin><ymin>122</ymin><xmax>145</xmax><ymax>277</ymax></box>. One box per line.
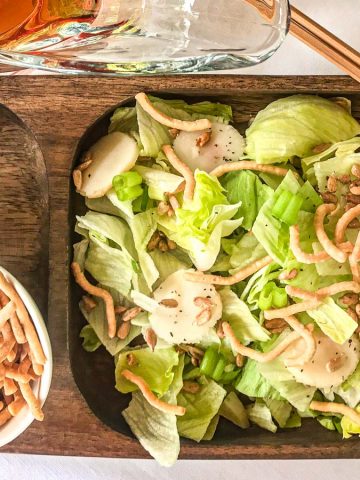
<box><xmin>271</xmin><ymin>287</ymin><xmax>288</xmax><ymax>308</ymax></box>
<box><xmin>200</xmin><ymin>348</ymin><xmax>220</xmax><ymax>377</ymax></box>
<box><xmin>212</xmin><ymin>357</ymin><xmax>226</xmax><ymax>381</ymax></box>
<box><xmin>113</xmin><ymin>171</ymin><xmax>143</xmax><ymax>201</ymax></box>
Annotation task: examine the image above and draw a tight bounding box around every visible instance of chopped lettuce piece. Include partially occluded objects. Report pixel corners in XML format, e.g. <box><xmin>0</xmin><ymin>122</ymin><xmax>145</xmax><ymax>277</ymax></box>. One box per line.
<box><xmin>243</xmin><ymin>263</ymin><xmax>280</xmax><ymax>310</ymax></box>
<box><xmin>284</xmin><ymin>410</ymin><xmax>302</xmax><ymax>428</ymax></box>
<box><xmin>307</xmin><ymin>297</ymin><xmax>358</xmax><ymax>344</ymax></box>
<box><xmin>210</xmin><ymin>252</ymin><xmax>232</xmax><ymax>273</ymax></box>
<box><xmin>79</xmin><ymin>324</ymin><xmax>101</xmax><ymax>352</ymax></box>
<box><xmin>220</xmin><ymin>288</ymin><xmax>270</xmax><ymax>345</ymax></box>
<box><xmin>122</xmin><ymin>356</ymin><xmax>184</xmax><ymax>467</ymax></box>
<box><xmin>259</xmin><ymin>356</ymin><xmax>316</xmax><ymax>411</ymax></box>
<box><xmin>128</xmin><ymin>209</ymin><xmax>159</xmax><ymax>290</ymax></box>
<box><xmin>246</xmin><ymin>399</ymin><xmax>277</xmax><ymax>433</ymax></box>
<box><xmin>147</xmin><ymin>96</ymin><xmax>232</xmax><ymax>124</ymax></box>
<box><xmin>122</xmin><ymin>391</ymin><xmax>179</xmax><ymax>466</ymax></box>
<box><xmin>264</xmin><ymin>398</ymin><xmax>292</xmax><ymax>428</ymax></box>
<box><xmin>85</xmin><ymin>195</ymin><xmax>126</xmax><ymax>218</ymax></box>
<box><xmin>302</xmin><ymin>136</ymin><xmax>360</xmax><ymax>171</ymax></box>
<box><xmin>252</xmin><ymin>171</ymin><xmax>300</xmax><ymax>263</ymax></box>
<box><xmin>85</xmin><ymin>240</ymin><xmax>133</xmax><ymax>297</ymax></box>
<box><xmin>202</xmin><ymin>415</ymin><xmax>220</xmax><ymax>441</ymax></box>
<box><xmin>229</xmin><ymin>232</ymin><xmax>267</xmax><ymax>275</ymax></box>
<box><xmin>73</xmin><ymin>239</ymin><xmax>89</xmax><ymax>270</ymax></box>
<box><xmin>219</xmin><ymin>391</ymin><xmax>249</xmax><ymax>429</ymax></box>
<box><xmin>79</xmin><ymin>291</ymin><xmax>141</xmax><ymax>356</ymax></box>
<box><xmin>115</xmin><ymin>347</ymin><xmax>179</xmax><ymax>395</ymax></box>
<box><xmin>149</xmin><ymin>249</ymin><xmax>191</xmax><ymax>284</ymax></box>
<box><xmin>236</xmin><ymin>359</ymin><xmax>282</xmax><ymax>400</ymax></box>
<box><xmin>76</xmin><ymin>211</ymin><xmax>137</xmax><ymax>258</ymax></box>
<box><xmin>317</xmin><ymin>416</ymin><xmax>336</xmax><ymax>431</ymax></box>
<box><xmin>335</xmin><ymin>407</ymin><xmax>360</xmax><ymax>438</ymax></box>
<box><xmin>314</xmin><ymin>148</ymin><xmax>360</xmax><ymax>192</ymax></box>
<box><xmin>334</xmin><ymin>363</ymin><xmax>360</xmax><ymax>408</ymax></box>
<box><xmin>341</xmin><ymin>406</ymin><xmax>360</xmax><ymax>439</ymax></box>
<box><xmin>258</xmin><ymin>332</ymin><xmax>316</xmax><ymax>410</ymax></box>
<box><xmin>134</xmin><ymin>165</ymin><xmax>184</xmax><ymax>201</ymax></box>
<box><xmin>158</xmin><ymin>171</ymin><xmax>242</xmax><ymax>271</ymax></box>
<box><xmin>221</xmin><ymin>170</ymin><xmax>273</xmax><ymax>230</ymax></box>
<box><xmin>136</xmin><ymin>102</ymin><xmax>172</xmax><ymax>158</ymax></box>
<box><xmin>298</xmin><ymin>181</ymin><xmax>323</xmax><ymax>213</ymax></box>
<box><xmin>312</xmin><ymin>241</ymin><xmax>351</xmax><ymax>276</ymax></box>
<box><xmin>245</xmin><ymin>95</ymin><xmax>360</xmax><ymax>164</ymax></box>
<box><xmin>177</xmin><ymin>377</ymin><xmax>226</xmax><ymax>442</ymax></box>
<box><xmin>109</xmin><ymin>106</ymin><xmax>138</xmax><ymax>133</ymax></box>
<box><xmin>106</xmin><ymin>189</ymin><xmax>135</xmax><ymax>221</ymax></box>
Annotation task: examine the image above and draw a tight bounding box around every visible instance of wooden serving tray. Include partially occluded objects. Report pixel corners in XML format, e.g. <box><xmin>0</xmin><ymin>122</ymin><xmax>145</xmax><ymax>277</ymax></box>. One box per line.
<box><xmin>1</xmin><ymin>75</ymin><xmax>360</xmax><ymax>459</ymax></box>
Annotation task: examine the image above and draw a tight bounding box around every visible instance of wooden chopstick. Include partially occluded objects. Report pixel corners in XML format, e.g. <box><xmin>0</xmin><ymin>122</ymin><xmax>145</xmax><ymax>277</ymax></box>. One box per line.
<box><xmin>290</xmin><ymin>5</ymin><xmax>360</xmax><ymax>83</ymax></box>
<box><xmin>244</xmin><ymin>0</ymin><xmax>360</xmax><ymax>83</ymax></box>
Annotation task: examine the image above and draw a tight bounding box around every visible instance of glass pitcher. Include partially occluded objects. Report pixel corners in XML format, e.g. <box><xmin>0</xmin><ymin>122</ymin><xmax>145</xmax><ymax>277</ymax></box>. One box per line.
<box><xmin>0</xmin><ymin>0</ymin><xmax>289</xmax><ymax>74</ymax></box>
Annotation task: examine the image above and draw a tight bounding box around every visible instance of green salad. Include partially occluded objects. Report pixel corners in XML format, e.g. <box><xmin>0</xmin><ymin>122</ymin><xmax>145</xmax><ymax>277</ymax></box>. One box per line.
<box><xmin>72</xmin><ymin>92</ymin><xmax>360</xmax><ymax>466</ymax></box>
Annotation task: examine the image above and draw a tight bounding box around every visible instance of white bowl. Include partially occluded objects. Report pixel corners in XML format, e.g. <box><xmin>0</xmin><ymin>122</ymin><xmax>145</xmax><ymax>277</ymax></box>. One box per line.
<box><xmin>0</xmin><ymin>266</ymin><xmax>52</xmax><ymax>447</ymax></box>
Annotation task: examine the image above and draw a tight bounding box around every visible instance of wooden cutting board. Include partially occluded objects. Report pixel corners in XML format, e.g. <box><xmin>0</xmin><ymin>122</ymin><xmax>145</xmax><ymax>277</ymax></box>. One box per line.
<box><xmin>0</xmin><ymin>75</ymin><xmax>360</xmax><ymax>459</ymax></box>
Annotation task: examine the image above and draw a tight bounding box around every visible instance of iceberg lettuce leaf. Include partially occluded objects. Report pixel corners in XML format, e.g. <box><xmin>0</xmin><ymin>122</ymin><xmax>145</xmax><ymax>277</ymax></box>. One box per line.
<box><xmin>307</xmin><ymin>297</ymin><xmax>358</xmax><ymax>344</ymax></box>
<box><xmin>235</xmin><ymin>359</ymin><xmax>282</xmax><ymax>400</ymax></box>
<box><xmin>158</xmin><ymin>171</ymin><xmax>242</xmax><ymax>271</ymax></box>
<box><xmin>177</xmin><ymin>377</ymin><xmax>226</xmax><ymax>442</ymax></box>
<box><xmin>122</xmin><ymin>356</ymin><xmax>184</xmax><ymax>467</ymax></box>
<box><xmin>246</xmin><ymin>400</ymin><xmax>277</xmax><ymax>432</ymax></box>
<box><xmin>245</xmin><ymin>95</ymin><xmax>360</xmax><ymax>164</ymax></box>
<box><xmin>128</xmin><ymin>209</ymin><xmax>159</xmax><ymax>290</ymax></box>
<box><xmin>220</xmin><ymin>288</ymin><xmax>270</xmax><ymax>345</ymax></box>
<box><xmin>115</xmin><ymin>347</ymin><xmax>179</xmax><ymax>395</ymax></box>
<box><xmin>221</xmin><ymin>170</ymin><xmax>273</xmax><ymax>230</ymax></box>
<box><xmin>109</xmin><ymin>106</ymin><xmax>138</xmax><ymax>133</ymax></box>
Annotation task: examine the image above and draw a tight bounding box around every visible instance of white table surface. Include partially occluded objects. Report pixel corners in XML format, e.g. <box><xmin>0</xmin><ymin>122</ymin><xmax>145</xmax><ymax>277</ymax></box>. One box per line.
<box><xmin>1</xmin><ymin>0</ymin><xmax>360</xmax><ymax>477</ymax></box>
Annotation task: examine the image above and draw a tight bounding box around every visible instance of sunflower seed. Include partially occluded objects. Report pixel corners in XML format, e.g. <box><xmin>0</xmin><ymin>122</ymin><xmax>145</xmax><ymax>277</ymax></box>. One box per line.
<box><xmin>320</xmin><ymin>192</ymin><xmax>337</xmax><ymax>204</ymax></box>
<box><xmin>117</xmin><ymin>321</ymin><xmax>131</xmax><ymax>339</ymax></box>
<box><xmin>327</xmin><ymin>175</ymin><xmax>337</xmax><ymax>193</ymax></box>
<box><xmin>196</xmin><ymin>131</ymin><xmax>211</xmax><ymax>148</ymax></box>
<box><xmin>182</xmin><ymin>381</ymin><xmax>200</xmax><ymax>394</ymax></box>
<box><xmin>236</xmin><ymin>354</ymin><xmax>244</xmax><ymax>368</ymax></box>
<box><xmin>264</xmin><ymin>318</ymin><xmax>288</xmax><ymax>333</ymax></box>
<box><xmin>157</xmin><ymin>201</ymin><xmax>170</xmax><ymax>215</ymax></box>
<box><xmin>144</xmin><ymin>328</ymin><xmax>157</xmax><ymax>351</ymax></box>
<box><xmin>339</xmin><ymin>293</ymin><xmax>359</xmax><ymax>306</ymax></box>
<box><xmin>147</xmin><ymin>231</ymin><xmax>161</xmax><ymax>251</ymax></box>
<box><xmin>278</xmin><ymin>269</ymin><xmax>298</xmax><ymax>280</ymax></box>
<box><xmin>126</xmin><ymin>353</ymin><xmax>138</xmax><ymax>366</ymax></box>
<box><xmin>82</xmin><ymin>295</ymin><xmax>97</xmax><ymax>312</ymax></box>
<box><xmin>351</xmin><ymin>164</ymin><xmax>360</xmax><ymax>178</ymax></box>
<box><xmin>326</xmin><ymin>353</ymin><xmax>346</xmax><ymax>373</ymax></box>
<box><xmin>159</xmin><ymin>298</ymin><xmax>178</xmax><ymax>308</ymax></box>
<box><xmin>312</xmin><ymin>143</ymin><xmax>331</xmax><ymax>154</ymax></box>
<box><xmin>122</xmin><ymin>306</ymin><xmax>142</xmax><ymax>322</ymax></box>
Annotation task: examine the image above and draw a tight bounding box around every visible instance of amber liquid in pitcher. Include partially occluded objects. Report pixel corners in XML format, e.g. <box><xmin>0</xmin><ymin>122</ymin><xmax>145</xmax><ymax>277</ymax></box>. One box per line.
<box><xmin>0</xmin><ymin>0</ymin><xmax>100</xmax><ymax>50</ymax></box>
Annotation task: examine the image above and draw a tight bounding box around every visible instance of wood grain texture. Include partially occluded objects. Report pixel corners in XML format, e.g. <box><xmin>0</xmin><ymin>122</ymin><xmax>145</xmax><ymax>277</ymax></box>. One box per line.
<box><xmin>0</xmin><ymin>75</ymin><xmax>359</xmax><ymax>459</ymax></box>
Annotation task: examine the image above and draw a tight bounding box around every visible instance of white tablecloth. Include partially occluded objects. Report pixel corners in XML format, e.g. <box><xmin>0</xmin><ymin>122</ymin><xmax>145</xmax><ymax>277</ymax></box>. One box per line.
<box><xmin>1</xmin><ymin>0</ymin><xmax>360</xmax><ymax>477</ymax></box>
